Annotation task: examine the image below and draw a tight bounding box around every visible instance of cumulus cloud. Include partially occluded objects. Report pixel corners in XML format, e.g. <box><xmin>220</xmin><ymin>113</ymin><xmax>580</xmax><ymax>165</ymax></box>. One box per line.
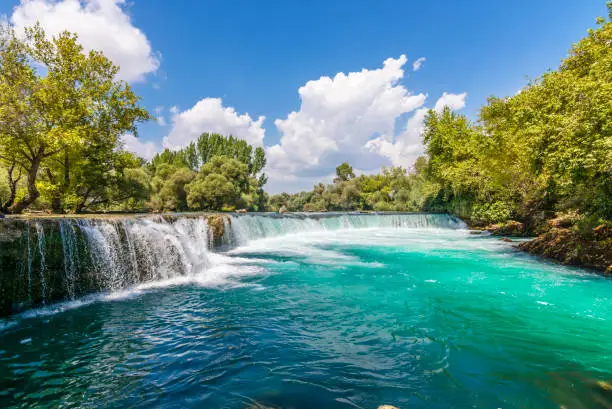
<box><xmin>121</xmin><ymin>134</ymin><xmax>159</xmax><ymax>160</ymax></box>
<box><xmin>11</xmin><ymin>0</ymin><xmax>159</xmax><ymax>82</ymax></box>
<box><xmin>266</xmin><ymin>55</ymin><xmax>426</xmax><ymax>186</ymax></box>
<box><xmin>366</xmin><ymin>92</ymin><xmax>467</xmax><ymax>169</ymax></box>
<box><xmin>163</xmin><ymin>98</ymin><xmax>265</xmax><ymax>149</ymax></box>
<box><xmin>412</xmin><ymin>57</ymin><xmax>426</xmax><ymax>71</ymax></box>
<box><xmin>434</xmin><ymin>92</ymin><xmax>467</xmax><ymax>112</ymax></box>
<box><xmin>264</xmin><ymin>56</ymin><xmax>468</xmax><ymax>192</ymax></box>
<box><xmin>364</xmin><ymin>107</ymin><xmax>429</xmax><ymax>169</ymax></box>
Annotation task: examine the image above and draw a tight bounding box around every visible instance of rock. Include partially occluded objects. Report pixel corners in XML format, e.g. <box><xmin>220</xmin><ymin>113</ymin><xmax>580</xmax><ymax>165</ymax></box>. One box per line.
<box><xmin>596</xmin><ymin>380</ymin><xmax>612</xmax><ymax>391</ymax></box>
<box><xmin>236</xmin><ymin>209</ymin><xmax>248</xmax><ymax>213</ymax></box>
<box><xmin>206</xmin><ymin>214</ymin><xmax>227</xmax><ymax>242</ymax></box>
<box><xmin>593</xmin><ymin>224</ymin><xmax>611</xmax><ymax>240</ymax></box>
<box><xmin>501</xmin><ymin>237</ymin><xmax>513</xmax><ymax>243</ymax></box>
<box><xmin>279</xmin><ymin>205</ymin><xmax>288</xmax><ymax>214</ymax></box>
<box><xmin>488</xmin><ymin>220</ymin><xmax>525</xmax><ymax>236</ymax></box>
<box><xmin>469</xmin><ymin>230</ymin><xmax>483</xmax><ymax>235</ymax></box>
<box><xmin>549</xmin><ymin>213</ymin><xmax>578</xmax><ymax>229</ymax></box>
<box><xmin>518</xmin><ymin>227</ymin><xmax>612</xmax><ymax>273</ymax></box>
<box><xmin>378</xmin><ymin>406</ymin><xmax>400</xmax><ymax>409</ymax></box>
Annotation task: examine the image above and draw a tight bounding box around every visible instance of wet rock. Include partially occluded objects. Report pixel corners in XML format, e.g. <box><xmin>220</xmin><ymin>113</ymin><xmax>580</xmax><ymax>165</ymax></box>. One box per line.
<box><xmin>487</xmin><ymin>220</ymin><xmax>526</xmax><ymax>236</ymax></box>
<box><xmin>236</xmin><ymin>209</ymin><xmax>248</xmax><ymax>213</ymax></box>
<box><xmin>548</xmin><ymin>213</ymin><xmax>579</xmax><ymax>229</ymax></box>
<box><xmin>519</xmin><ymin>227</ymin><xmax>612</xmax><ymax>273</ymax></box>
<box><xmin>279</xmin><ymin>205</ymin><xmax>288</xmax><ymax>214</ymax></box>
<box><xmin>593</xmin><ymin>224</ymin><xmax>611</xmax><ymax>240</ymax></box>
<box><xmin>597</xmin><ymin>380</ymin><xmax>612</xmax><ymax>391</ymax></box>
<box><xmin>207</xmin><ymin>214</ymin><xmax>228</xmax><ymax>244</ymax></box>
<box><xmin>500</xmin><ymin>237</ymin><xmax>513</xmax><ymax>243</ymax></box>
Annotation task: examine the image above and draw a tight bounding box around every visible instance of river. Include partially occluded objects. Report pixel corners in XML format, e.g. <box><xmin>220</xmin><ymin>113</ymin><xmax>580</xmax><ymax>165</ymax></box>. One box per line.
<box><xmin>0</xmin><ymin>213</ymin><xmax>610</xmax><ymax>408</ymax></box>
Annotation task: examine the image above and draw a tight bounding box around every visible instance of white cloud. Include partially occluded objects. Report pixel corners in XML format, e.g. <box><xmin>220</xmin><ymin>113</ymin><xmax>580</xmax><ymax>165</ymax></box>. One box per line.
<box><xmin>364</xmin><ymin>107</ymin><xmax>429</xmax><ymax>169</ymax></box>
<box><xmin>11</xmin><ymin>0</ymin><xmax>159</xmax><ymax>82</ymax></box>
<box><xmin>412</xmin><ymin>57</ymin><xmax>426</xmax><ymax>71</ymax></box>
<box><xmin>266</xmin><ymin>55</ymin><xmax>433</xmax><ymax>192</ymax></box>
<box><xmin>366</xmin><ymin>92</ymin><xmax>467</xmax><ymax>169</ymax></box>
<box><xmin>434</xmin><ymin>92</ymin><xmax>467</xmax><ymax>112</ymax></box>
<box><xmin>267</xmin><ymin>56</ymin><xmax>426</xmax><ymax>181</ymax></box>
<box><xmin>121</xmin><ymin>134</ymin><xmax>159</xmax><ymax>160</ymax></box>
<box><xmin>163</xmin><ymin>98</ymin><xmax>265</xmax><ymax>149</ymax></box>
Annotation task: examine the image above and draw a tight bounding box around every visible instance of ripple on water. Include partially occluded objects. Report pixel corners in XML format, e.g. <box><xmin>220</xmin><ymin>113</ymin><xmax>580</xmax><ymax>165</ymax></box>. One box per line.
<box><xmin>0</xmin><ymin>228</ymin><xmax>611</xmax><ymax>409</ymax></box>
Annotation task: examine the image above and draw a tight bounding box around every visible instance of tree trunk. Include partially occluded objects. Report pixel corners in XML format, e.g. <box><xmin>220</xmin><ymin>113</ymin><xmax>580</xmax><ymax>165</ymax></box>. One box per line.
<box><xmin>8</xmin><ymin>156</ymin><xmax>42</xmax><ymax>214</ymax></box>
<box><xmin>76</xmin><ymin>187</ymin><xmax>92</xmax><ymax>213</ymax></box>
<box><xmin>1</xmin><ymin>163</ymin><xmax>21</xmax><ymax>212</ymax></box>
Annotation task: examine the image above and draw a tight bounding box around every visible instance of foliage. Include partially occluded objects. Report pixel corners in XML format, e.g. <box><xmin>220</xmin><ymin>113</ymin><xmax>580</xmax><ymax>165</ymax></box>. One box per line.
<box><xmin>471</xmin><ymin>202</ymin><xmax>513</xmax><ymax>225</ymax></box>
<box><xmin>185</xmin><ymin>156</ymin><xmax>249</xmax><ymax>211</ymax></box>
<box><xmin>0</xmin><ymin>23</ymin><xmax>150</xmax><ymax>213</ymax></box>
<box><xmin>148</xmin><ymin>134</ymin><xmax>267</xmax><ymax>212</ymax></box>
<box><xmin>148</xmin><ymin>165</ymin><xmax>195</xmax><ymax>211</ymax></box>
<box><xmin>151</xmin><ymin>133</ymin><xmax>267</xmax><ymax>181</ymax></box>
<box><xmin>334</xmin><ymin>162</ymin><xmax>355</xmax><ymax>183</ymax></box>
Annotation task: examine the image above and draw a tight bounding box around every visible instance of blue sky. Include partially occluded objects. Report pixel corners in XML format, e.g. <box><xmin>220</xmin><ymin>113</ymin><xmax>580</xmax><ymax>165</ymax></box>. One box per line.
<box><xmin>1</xmin><ymin>0</ymin><xmax>607</xmax><ymax>192</ymax></box>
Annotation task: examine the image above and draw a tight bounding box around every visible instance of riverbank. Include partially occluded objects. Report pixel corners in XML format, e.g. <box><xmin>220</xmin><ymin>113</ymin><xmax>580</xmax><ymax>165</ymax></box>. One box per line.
<box><xmin>471</xmin><ymin>218</ymin><xmax>612</xmax><ymax>274</ymax></box>
<box><xmin>518</xmin><ymin>226</ymin><xmax>612</xmax><ymax>274</ymax></box>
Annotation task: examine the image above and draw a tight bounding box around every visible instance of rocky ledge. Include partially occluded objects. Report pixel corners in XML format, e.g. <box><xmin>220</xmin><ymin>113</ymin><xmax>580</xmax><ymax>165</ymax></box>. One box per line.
<box><xmin>518</xmin><ymin>224</ymin><xmax>612</xmax><ymax>274</ymax></box>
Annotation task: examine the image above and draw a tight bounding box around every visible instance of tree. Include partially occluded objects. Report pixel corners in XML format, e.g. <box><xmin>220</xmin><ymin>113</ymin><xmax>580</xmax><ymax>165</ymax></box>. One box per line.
<box><xmin>186</xmin><ymin>174</ymin><xmax>236</xmax><ymax>210</ymax></box>
<box><xmin>0</xmin><ymin>24</ymin><xmax>149</xmax><ymax>213</ymax></box>
<box><xmin>149</xmin><ymin>165</ymin><xmax>195</xmax><ymax>211</ymax></box>
<box><xmin>149</xmin><ymin>133</ymin><xmax>268</xmax><ymax>210</ymax></box>
<box><xmin>334</xmin><ymin>162</ymin><xmax>355</xmax><ymax>183</ymax></box>
<box><xmin>185</xmin><ymin>156</ymin><xmax>249</xmax><ymax>210</ymax></box>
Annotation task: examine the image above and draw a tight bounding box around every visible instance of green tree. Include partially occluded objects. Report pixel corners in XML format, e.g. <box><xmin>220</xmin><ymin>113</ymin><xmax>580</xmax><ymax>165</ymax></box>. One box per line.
<box><xmin>185</xmin><ymin>156</ymin><xmax>249</xmax><ymax>211</ymax></box>
<box><xmin>149</xmin><ymin>164</ymin><xmax>195</xmax><ymax>211</ymax></box>
<box><xmin>0</xmin><ymin>24</ymin><xmax>149</xmax><ymax>213</ymax></box>
<box><xmin>334</xmin><ymin>162</ymin><xmax>356</xmax><ymax>183</ymax></box>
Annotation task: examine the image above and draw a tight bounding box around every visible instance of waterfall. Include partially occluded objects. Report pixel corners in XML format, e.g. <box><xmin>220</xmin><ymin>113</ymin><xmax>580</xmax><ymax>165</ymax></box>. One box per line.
<box><xmin>1</xmin><ymin>212</ymin><xmax>465</xmax><ymax>316</ymax></box>
<box><xmin>60</xmin><ymin>220</ymin><xmax>79</xmax><ymax>299</ymax></box>
<box><xmin>25</xmin><ymin>222</ymin><xmax>33</xmax><ymax>302</ymax></box>
<box><xmin>76</xmin><ymin>216</ymin><xmax>213</xmax><ymax>289</ymax></box>
<box><xmin>226</xmin><ymin>213</ymin><xmax>466</xmax><ymax>245</ymax></box>
<box><xmin>34</xmin><ymin>222</ymin><xmax>48</xmax><ymax>305</ymax></box>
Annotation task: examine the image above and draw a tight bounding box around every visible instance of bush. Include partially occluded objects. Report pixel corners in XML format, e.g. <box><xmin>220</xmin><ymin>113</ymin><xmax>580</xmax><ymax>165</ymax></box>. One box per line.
<box><xmin>471</xmin><ymin>201</ymin><xmax>513</xmax><ymax>225</ymax></box>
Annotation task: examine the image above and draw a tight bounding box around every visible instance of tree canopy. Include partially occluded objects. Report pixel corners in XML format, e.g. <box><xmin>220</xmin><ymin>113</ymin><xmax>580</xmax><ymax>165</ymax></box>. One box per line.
<box><xmin>0</xmin><ymin>23</ymin><xmax>149</xmax><ymax>213</ymax></box>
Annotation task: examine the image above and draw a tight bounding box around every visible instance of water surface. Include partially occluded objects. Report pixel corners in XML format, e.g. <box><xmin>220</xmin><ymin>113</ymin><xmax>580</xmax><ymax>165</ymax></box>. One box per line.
<box><xmin>1</xmin><ymin>217</ymin><xmax>610</xmax><ymax>408</ymax></box>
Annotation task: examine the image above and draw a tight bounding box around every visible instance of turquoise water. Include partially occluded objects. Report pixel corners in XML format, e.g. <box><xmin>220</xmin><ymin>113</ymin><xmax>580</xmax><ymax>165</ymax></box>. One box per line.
<box><xmin>1</xmin><ymin>221</ymin><xmax>611</xmax><ymax>408</ymax></box>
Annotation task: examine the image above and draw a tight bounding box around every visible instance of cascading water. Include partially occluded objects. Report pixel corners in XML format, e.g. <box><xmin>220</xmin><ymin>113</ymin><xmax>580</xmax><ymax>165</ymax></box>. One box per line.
<box><xmin>59</xmin><ymin>220</ymin><xmax>79</xmax><ymax>299</ymax></box>
<box><xmin>2</xmin><ymin>213</ymin><xmax>463</xmax><ymax>315</ymax></box>
<box><xmin>34</xmin><ymin>222</ymin><xmax>47</xmax><ymax>305</ymax></box>
<box><xmin>226</xmin><ymin>212</ymin><xmax>466</xmax><ymax>245</ymax></box>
